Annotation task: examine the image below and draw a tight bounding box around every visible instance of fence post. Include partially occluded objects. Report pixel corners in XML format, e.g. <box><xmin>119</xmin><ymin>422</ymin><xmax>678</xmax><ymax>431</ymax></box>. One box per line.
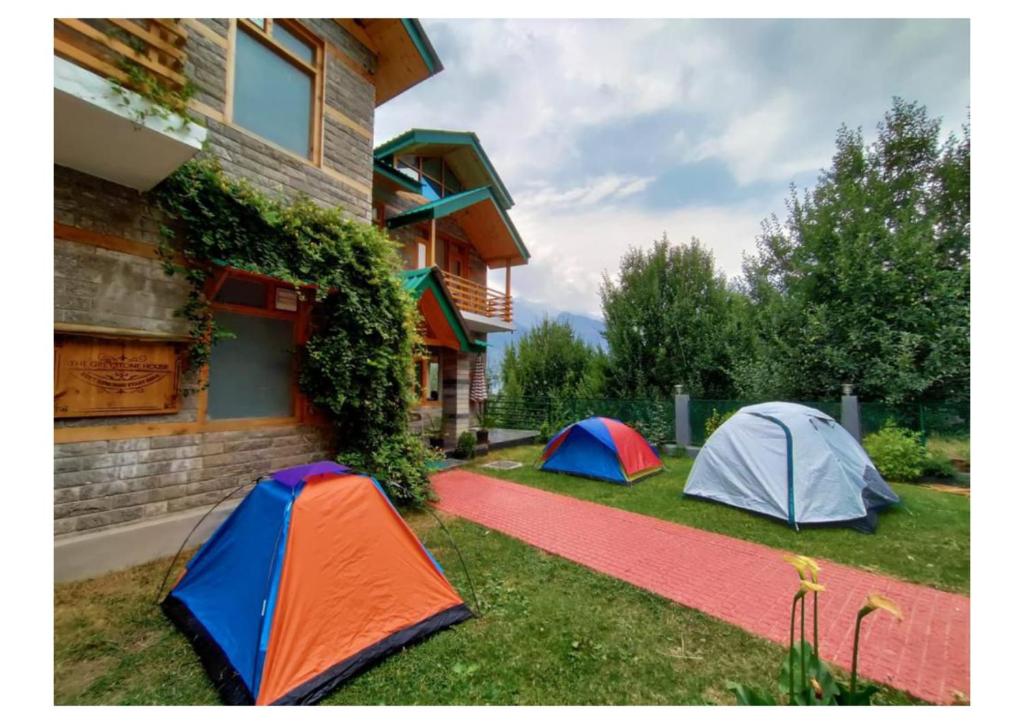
<box><xmin>674</xmin><ymin>385</ymin><xmax>691</xmax><ymax>447</ymax></box>
<box><xmin>840</xmin><ymin>383</ymin><xmax>861</xmax><ymax>442</ymax></box>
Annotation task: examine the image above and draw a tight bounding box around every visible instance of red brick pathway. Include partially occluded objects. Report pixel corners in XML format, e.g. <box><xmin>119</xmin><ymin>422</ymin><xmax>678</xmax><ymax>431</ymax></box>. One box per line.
<box><xmin>432</xmin><ymin>469</ymin><xmax>969</xmax><ymax>704</ymax></box>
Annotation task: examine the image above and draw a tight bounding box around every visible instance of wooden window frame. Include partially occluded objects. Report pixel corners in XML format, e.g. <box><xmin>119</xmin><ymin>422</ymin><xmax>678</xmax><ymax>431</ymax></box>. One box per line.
<box><xmin>200</xmin><ymin>269</ymin><xmax>311</xmax><ymax>425</ymax></box>
<box><xmin>229</xmin><ymin>18</ymin><xmax>325</xmax><ymax>164</ymax></box>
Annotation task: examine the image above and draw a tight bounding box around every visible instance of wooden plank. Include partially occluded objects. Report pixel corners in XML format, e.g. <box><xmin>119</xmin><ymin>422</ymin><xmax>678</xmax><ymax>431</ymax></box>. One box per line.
<box><xmin>54</xmin><ymin>322</ymin><xmax>190</xmax><ymax>342</ymax></box>
<box><xmin>107</xmin><ymin>18</ymin><xmax>186</xmax><ymax>62</ymax></box>
<box><xmin>224</xmin><ymin>19</ymin><xmax>236</xmax><ymax>122</ymax></box>
<box><xmin>188</xmin><ymin>98</ymin><xmax>225</xmax><ymax>123</ymax></box>
<box><xmin>150</xmin><ymin>18</ymin><xmax>188</xmax><ymax>42</ymax></box>
<box><xmin>320</xmin><ymin>163</ymin><xmax>372</xmax><ymax>196</ymax></box>
<box><xmin>181</xmin><ymin>18</ymin><xmax>228</xmax><ymax>48</ymax></box>
<box><xmin>55</xmin><ymin>336</ymin><xmax>182</xmax><ymax>418</ymax></box>
<box><xmin>57</xmin><ymin>18</ymin><xmax>187</xmax><ymax>88</ymax></box>
<box><xmin>335</xmin><ymin>19</ymin><xmax>377</xmax><ymax>53</ymax></box>
<box><xmin>324</xmin><ymin>104</ymin><xmax>372</xmax><ymax>140</ymax></box>
<box><xmin>53</xmin><ymin>417</ymin><xmax>311</xmax><ymax>444</ymax></box>
<box><xmin>325</xmin><ymin>40</ymin><xmax>375</xmax><ymax>86</ymax></box>
<box><xmin>54</xmin><ymin>222</ymin><xmax>185</xmax><ymax>264</ymax></box>
<box><xmin>54</xmin><ymin>35</ymin><xmax>130</xmax><ymax>85</ymax></box>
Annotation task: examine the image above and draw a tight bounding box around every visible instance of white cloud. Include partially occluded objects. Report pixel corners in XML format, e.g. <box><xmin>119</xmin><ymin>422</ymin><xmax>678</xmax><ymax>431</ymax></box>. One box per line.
<box><xmin>516</xmin><ymin>174</ymin><xmax>655</xmax><ymax>211</ymax></box>
<box><xmin>493</xmin><ymin>198</ymin><xmax>777</xmax><ymax>317</ymax></box>
<box><xmin>377</xmin><ymin>19</ymin><xmax>969</xmax><ymax>316</ymax></box>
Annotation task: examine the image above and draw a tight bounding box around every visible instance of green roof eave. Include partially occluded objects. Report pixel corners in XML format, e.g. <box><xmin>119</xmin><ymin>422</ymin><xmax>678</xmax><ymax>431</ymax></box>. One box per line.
<box><xmin>373</xmin><ymin>159</ymin><xmax>422</xmax><ymax>193</ymax></box>
<box><xmin>386</xmin><ymin>187</ymin><xmax>530</xmax><ymax>264</ymax></box>
<box><xmin>398</xmin><ymin>267</ymin><xmax>484</xmax><ymax>354</ymax></box>
<box><xmin>373</xmin><ymin>129</ymin><xmax>514</xmax><ymax>209</ymax></box>
<box><xmin>401</xmin><ymin>19</ymin><xmax>443</xmax><ymax>76</ymax></box>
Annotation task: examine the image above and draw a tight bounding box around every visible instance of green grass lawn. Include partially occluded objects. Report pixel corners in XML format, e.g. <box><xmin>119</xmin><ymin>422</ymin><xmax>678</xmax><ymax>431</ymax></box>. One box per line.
<box><xmin>54</xmin><ymin>512</ymin><xmax>920</xmax><ymax>705</ymax></box>
<box><xmin>468</xmin><ymin>445</ymin><xmax>970</xmax><ymax>594</ymax></box>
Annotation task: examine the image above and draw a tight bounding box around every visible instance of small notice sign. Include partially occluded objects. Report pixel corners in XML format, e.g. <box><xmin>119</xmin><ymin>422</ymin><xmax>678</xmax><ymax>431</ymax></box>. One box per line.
<box><xmin>275</xmin><ymin>287</ymin><xmax>299</xmax><ymax>312</ymax></box>
<box><xmin>54</xmin><ymin>336</ymin><xmax>181</xmax><ymax>418</ymax></box>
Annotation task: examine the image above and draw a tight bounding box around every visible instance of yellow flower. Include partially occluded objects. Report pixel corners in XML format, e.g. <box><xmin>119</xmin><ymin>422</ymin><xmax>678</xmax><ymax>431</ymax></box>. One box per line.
<box><xmin>799</xmin><ymin>579</ymin><xmax>826</xmax><ymax>597</ymax></box>
<box><xmin>783</xmin><ymin>554</ymin><xmax>822</xmax><ymax>582</ymax></box>
<box><xmin>810</xmin><ymin>678</ymin><xmax>823</xmax><ymax>699</ymax></box>
<box><xmin>861</xmin><ymin>593</ymin><xmax>903</xmax><ymax>621</ymax></box>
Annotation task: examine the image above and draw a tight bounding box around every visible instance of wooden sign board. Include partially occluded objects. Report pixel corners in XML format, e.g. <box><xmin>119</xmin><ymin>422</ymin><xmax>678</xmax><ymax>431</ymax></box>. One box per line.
<box><xmin>54</xmin><ymin>336</ymin><xmax>182</xmax><ymax>418</ymax></box>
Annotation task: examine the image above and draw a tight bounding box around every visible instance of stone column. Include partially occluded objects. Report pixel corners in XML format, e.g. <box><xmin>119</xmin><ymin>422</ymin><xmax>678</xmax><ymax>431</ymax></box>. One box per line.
<box><xmin>840</xmin><ymin>383</ymin><xmax>861</xmax><ymax>441</ymax></box>
<box><xmin>674</xmin><ymin>385</ymin><xmax>691</xmax><ymax>447</ymax></box>
<box><xmin>442</xmin><ymin>350</ymin><xmax>471</xmax><ymax>448</ymax></box>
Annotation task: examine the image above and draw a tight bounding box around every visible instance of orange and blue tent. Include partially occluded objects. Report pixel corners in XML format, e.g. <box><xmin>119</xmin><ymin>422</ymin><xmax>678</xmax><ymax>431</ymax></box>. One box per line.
<box><xmin>539</xmin><ymin>416</ymin><xmax>664</xmax><ymax>484</ymax></box>
<box><xmin>162</xmin><ymin>461</ymin><xmax>472</xmax><ymax>705</ymax></box>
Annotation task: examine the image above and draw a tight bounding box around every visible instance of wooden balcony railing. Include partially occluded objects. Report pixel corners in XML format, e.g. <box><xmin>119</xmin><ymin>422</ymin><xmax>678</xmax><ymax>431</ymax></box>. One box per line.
<box><xmin>54</xmin><ymin>19</ymin><xmax>189</xmax><ymax>95</ymax></box>
<box><xmin>441</xmin><ymin>270</ymin><xmax>513</xmax><ymax>324</ymax></box>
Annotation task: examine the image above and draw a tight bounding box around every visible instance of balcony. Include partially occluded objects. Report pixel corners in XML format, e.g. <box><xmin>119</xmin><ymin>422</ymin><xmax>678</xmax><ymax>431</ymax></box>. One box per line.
<box><xmin>440</xmin><ymin>270</ymin><xmax>514</xmax><ymax>333</ymax></box>
<box><xmin>54</xmin><ymin>19</ymin><xmax>205</xmax><ymax>191</ymax></box>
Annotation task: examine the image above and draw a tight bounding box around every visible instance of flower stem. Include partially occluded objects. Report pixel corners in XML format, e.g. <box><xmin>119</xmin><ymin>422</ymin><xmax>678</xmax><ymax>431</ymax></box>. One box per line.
<box><xmin>800</xmin><ymin>596</ymin><xmax>807</xmax><ymax>695</ymax></box>
<box><xmin>789</xmin><ymin>595</ymin><xmax>798</xmax><ymax>704</ymax></box>
<box><xmin>813</xmin><ymin>591</ymin><xmax>819</xmax><ymax>655</ymax></box>
<box><xmin>851</xmin><ymin>610</ymin><xmax>866</xmax><ymax>698</ymax></box>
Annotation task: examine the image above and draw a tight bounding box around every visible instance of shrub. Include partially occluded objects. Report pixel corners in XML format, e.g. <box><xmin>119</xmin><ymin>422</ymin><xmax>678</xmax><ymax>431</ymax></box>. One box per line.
<box><xmin>921</xmin><ymin>451</ymin><xmax>956</xmax><ymax>479</ymax></box>
<box><xmin>338</xmin><ymin>432</ymin><xmax>439</xmax><ymax>505</ymax></box>
<box><xmin>455</xmin><ymin>431</ymin><xmax>477</xmax><ymax>460</ymax></box>
<box><xmin>704</xmin><ymin>408</ymin><xmax>735</xmax><ymax>440</ymax></box>
<box><xmin>537</xmin><ymin>420</ymin><xmax>553</xmax><ymax>444</ymax></box>
<box><xmin>862</xmin><ymin>421</ymin><xmax>926</xmax><ymax>481</ymax></box>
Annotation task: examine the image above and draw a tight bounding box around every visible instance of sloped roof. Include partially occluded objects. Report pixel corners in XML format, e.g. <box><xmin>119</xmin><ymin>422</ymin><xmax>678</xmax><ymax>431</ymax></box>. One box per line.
<box><xmin>399</xmin><ymin>267</ymin><xmax>486</xmax><ymax>353</ymax></box>
<box><xmin>374</xmin><ymin>129</ymin><xmax>514</xmax><ymax>210</ymax></box>
<box><xmin>387</xmin><ymin>187</ymin><xmax>529</xmax><ymax>266</ymax></box>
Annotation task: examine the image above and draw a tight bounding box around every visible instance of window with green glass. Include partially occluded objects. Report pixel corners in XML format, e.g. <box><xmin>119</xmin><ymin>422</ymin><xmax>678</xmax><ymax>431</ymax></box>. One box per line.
<box><xmin>207</xmin><ymin>310</ymin><xmax>296</xmax><ymax>420</ymax></box>
<box><xmin>233</xmin><ymin>24</ymin><xmax>315</xmax><ymax>158</ymax></box>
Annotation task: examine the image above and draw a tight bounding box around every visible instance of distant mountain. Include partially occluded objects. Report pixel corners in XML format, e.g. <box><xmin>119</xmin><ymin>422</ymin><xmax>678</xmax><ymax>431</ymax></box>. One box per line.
<box><xmin>485</xmin><ymin>298</ymin><xmax>607</xmax><ymax>376</ymax></box>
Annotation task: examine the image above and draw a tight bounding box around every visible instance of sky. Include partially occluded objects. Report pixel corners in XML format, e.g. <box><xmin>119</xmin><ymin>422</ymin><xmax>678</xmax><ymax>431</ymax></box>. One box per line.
<box><xmin>374</xmin><ymin>19</ymin><xmax>970</xmax><ymax>317</ymax></box>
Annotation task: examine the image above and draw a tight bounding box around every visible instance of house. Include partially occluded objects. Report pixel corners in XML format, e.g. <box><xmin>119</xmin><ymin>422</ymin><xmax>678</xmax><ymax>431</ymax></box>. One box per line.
<box><xmin>371</xmin><ymin>130</ymin><xmax>530</xmax><ymax>446</ymax></box>
<box><xmin>53</xmin><ymin>18</ymin><xmax>447</xmax><ymax>580</ymax></box>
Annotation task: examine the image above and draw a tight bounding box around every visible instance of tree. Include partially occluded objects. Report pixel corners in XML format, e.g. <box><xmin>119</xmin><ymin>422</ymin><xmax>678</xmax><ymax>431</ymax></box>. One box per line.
<box><xmin>601</xmin><ymin>235</ymin><xmax>743</xmax><ymax>398</ymax></box>
<box><xmin>500</xmin><ymin>317</ymin><xmax>604</xmax><ymax>400</ymax></box>
<box><xmin>739</xmin><ymin>98</ymin><xmax>970</xmax><ymax>403</ymax></box>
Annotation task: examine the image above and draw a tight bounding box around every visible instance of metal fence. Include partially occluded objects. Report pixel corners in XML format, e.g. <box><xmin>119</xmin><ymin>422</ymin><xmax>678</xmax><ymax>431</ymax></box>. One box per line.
<box><xmin>860</xmin><ymin>400</ymin><xmax>970</xmax><ymax>439</ymax></box>
<box><xmin>487</xmin><ymin>395</ymin><xmax>969</xmax><ymax>447</ymax></box>
<box><xmin>485</xmin><ymin>396</ymin><xmax>675</xmax><ymax>443</ymax></box>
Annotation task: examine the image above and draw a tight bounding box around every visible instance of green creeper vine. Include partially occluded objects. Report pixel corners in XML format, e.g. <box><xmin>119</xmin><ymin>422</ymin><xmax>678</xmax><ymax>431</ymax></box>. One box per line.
<box><xmin>154</xmin><ymin>157</ymin><xmax>436</xmax><ymax>504</ymax></box>
<box><xmin>102</xmin><ymin>22</ymin><xmax>199</xmax><ymax>132</ymax></box>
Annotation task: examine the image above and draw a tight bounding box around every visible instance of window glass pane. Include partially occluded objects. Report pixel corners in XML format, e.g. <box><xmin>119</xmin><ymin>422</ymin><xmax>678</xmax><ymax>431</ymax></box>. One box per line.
<box><xmin>417</xmin><ymin>242</ymin><xmax>427</xmax><ymax>268</ymax></box>
<box><xmin>421</xmin><ymin>176</ymin><xmax>442</xmax><ymax>201</ymax></box>
<box><xmin>428</xmin><ymin>358</ymin><xmax>440</xmax><ymax>401</ymax></box>
<box><xmin>421</xmin><ymin>156</ymin><xmax>443</xmax><ymax>182</ymax></box>
<box><xmin>444</xmin><ymin>163</ymin><xmax>464</xmax><ymax>194</ymax></box>
<box><xmin>215</xmin><ymin>276</ymin><xmax>267</xmax><ymax>307</ymax></box>
<box><xmin>234</xmin><ymin>28</ymin><xmax>312</xmax><ymax>157</ymax></box>
<box><xmin>207</xmin><ymin>311</ymin><xmax>294</xmax><ymax>419</ymax></box>
<box><xmin>272</xmin><ymin>22</ymin><xmax>315</xmax><ymax>64</ymax></box>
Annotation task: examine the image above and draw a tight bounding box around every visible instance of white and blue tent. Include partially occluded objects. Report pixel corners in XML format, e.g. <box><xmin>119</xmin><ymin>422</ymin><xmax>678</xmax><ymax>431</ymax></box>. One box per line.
<box><xmin>683</xmin><ymin>402</ymin><xmax>900</xmax><ymax>532</ymax></box>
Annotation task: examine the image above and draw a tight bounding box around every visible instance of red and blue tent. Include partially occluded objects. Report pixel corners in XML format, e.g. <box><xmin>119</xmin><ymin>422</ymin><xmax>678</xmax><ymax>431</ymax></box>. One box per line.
<box><xmin>539</xmin><ymin>417</ymin><xmax>664</xmax><ymax>484</ymax></box>
<box><xmin>162</xmin><ymin>461</ymin><xmax>472</xmax><ymax>705</ymax></box>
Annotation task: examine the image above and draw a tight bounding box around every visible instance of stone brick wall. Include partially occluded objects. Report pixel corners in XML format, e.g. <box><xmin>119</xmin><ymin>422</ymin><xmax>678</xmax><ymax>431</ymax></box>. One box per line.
<box><xmin>442</xmin><ymin>350</ymin><xmax>472</xmax><ymax>447</ymax></box>
<box><xmin>54</xmin><ymin>426</ymin><xmax>330</xmax><ymax>535</ymax></box>
<box><xmin>53</xmin><ymin>18</ymin><xmax>388</xmax><ymax>538</ymax></box>
<box><xmin>183</xmin><ymin>18</ymin><xmax>376</xmax><ymax>221</ymax></box>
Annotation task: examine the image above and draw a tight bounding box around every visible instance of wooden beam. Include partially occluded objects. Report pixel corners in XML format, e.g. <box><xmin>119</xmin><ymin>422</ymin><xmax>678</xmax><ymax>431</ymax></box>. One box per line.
<box><xmin>54</xmin><ymin>322</ymin><xmax>190</xmax><ymax>342</ymax></box>
<box><xmin>181</xmin><ymin>18</ymin><xmax>228</xmax><ymax>48</ymax></box>
<box><xmin>428</xmin><ymin>220</ymin><xmax>436</xmax><ymax>267</ymax></box>
<box><xmin>324</xmin><ymin>104</ymin><xmax>373</xmax><ymax>140</ymax></box>
<box><xmin>336</xmin><ymin>19</ymin><xmax>377</xmax><ymax>53</ymax></box>
<box><xmin>505</xmin><ymin>257</ymin><xmax>512</xmax><ymax>300</ymax></box>
<box><xmin>54</xmin><ymin>222</ymin><xmax>185</xmax><ymax>264</ymax></box>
